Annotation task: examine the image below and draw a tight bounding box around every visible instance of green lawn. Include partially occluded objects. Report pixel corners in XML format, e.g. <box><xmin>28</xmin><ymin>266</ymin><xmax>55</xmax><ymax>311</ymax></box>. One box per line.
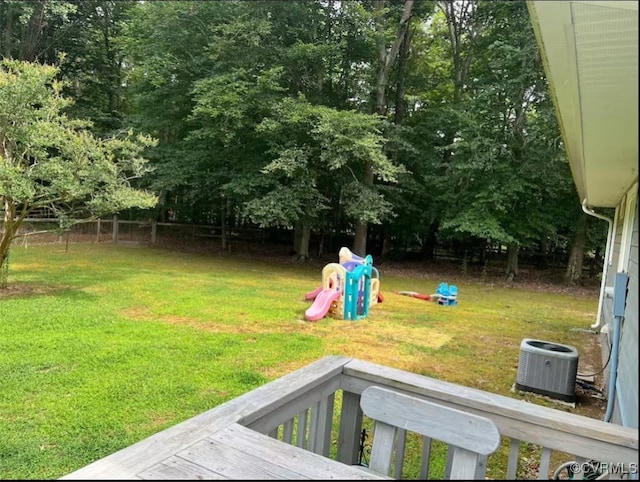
<box><xmin>0</xmin><ymin>243</ymin><xmax>599</xmax><ymax>479</ymax></box>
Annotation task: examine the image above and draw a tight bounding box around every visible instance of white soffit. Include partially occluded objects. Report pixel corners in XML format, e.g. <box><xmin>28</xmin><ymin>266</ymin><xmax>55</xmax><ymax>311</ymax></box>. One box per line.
<box><xmin>528</xmin><ymin>1</ymin><xmax>638</xmax><ymax>208</ymax></box>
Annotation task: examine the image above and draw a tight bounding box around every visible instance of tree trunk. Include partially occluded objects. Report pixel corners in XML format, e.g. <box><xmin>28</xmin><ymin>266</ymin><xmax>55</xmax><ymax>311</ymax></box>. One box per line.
<box><xmin>380</xmin><ymin>22</ymin><xmax>411</xmax><ymax>264</ymax></box>
<box><xmin>353</xmin><ymin>0</ymin><xmax>414</xmax><ymax>256</ymax></box>
<box><xmin>1</xmin><ymin>198</ymin><xmax>21</xmax><ymax>289</ymax></box>
<box><xmin>19</xmin><ymin>0</ymin><xmax>45</xmax><ymax>61</ymax></box>
<box><xmin>220</xmin><ymin>196</ymin><xmax>228</xmax><ymax>252</ymax></box>
<box><xmin>295</xmin><ymin>221</ymin><xmax>311</xmax><ymax>262</ymax></box>
<box><xmin>317</xmin><ymin>230</ymin><xmax>325</xmax><ymax>257</ymax></box>
<box><xmin>564</xmin><ymin>213</ymin><xmax>587</xmax><ymax>286</ymax></box>
<box><xmin>3</xmin><ymin>2</ymin><xmax>14</xmax><ymax>58</ymax></box>
<box><xmin>293</xmin><ymin>220</ymin><xmax>303</xmax><ymax>255</ymax></box>
<box><xmin>537</xmin><ymin>237</ymin><xmax>550</xmax><ymax>268</ymax></box>
<box><xmin>590</xmin><ymin>245</ymin><xmax>601</xmax><ymax>279</ymax></box>
<box><xmin>352</xmin><ymin>223</ymin><xmax>368</xmax><ymax>257</ymax></box>
<box><xmin>505</xmin><ymin>243</ymin><xmax>519</xmax><ymax>281</ymax></box>
<box><xmin>421</xmin><ymin>221</ymin><xmax>439</xmax><ymax>261</ymax></box>
<box><xmin>372</xmin><ymin>0</ymin><xmax>413</xmax><ymax>113</ymax></box>
<box><xmin>394</xmin><ymin>24</ymin><xmax>412</xmax><ymax>125</ymax></box>
<box><xmin>100</xmin><ymin>8</ymin><xmax>119</xmax><ymax>117</ymax></box>
<box><xmin>0</xmin><ymin>249</ymin><xmax>9</xmax><ymax>289</ymax></box>
<box><xmin>438</xmin><ymin>0</ymin><xmax>479</xmax><ymax>165</ymax></box>
<box><xmin>381</xmin><ymin>231</ymin><xmax>392</xmax><ymax>260</ymax></box>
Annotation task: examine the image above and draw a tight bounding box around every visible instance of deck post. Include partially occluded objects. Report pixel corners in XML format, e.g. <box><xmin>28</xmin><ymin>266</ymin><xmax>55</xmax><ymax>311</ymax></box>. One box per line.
<box><xmin>337</xmin><ymin>390</ymin><xmax>364</xmax><ymax>465</ymax></box>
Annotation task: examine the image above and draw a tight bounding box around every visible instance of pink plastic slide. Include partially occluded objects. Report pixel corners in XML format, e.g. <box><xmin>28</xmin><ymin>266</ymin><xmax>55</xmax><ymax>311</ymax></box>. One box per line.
<box><xmin>305</xmin><ymin>289</ymin><xmax>341</xmax><ymax>321</ymax></box>
<box><xmin>304</xmin><ymin>285</ymin><xmax>323</xmax><ymax>301</ymax></box>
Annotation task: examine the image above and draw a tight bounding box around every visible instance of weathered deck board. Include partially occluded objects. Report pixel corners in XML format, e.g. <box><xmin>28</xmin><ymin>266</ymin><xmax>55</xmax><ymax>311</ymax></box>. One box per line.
<box><xmin>61</xmin><ymin>355</ymin><xmax>351</xmax><ymax>480</ymax></box>
<box><xmin>138</xmin><ymin>456</ymin><xmax>228</xmax><ymax>480</ymax></box>
<box><xmin>141</xmin><ymin>423</ymin><xmax>388</xmax><ymax>480</ymax></box>
<box><xmin>171</xmin><ymin>429</ymin><xmax>307</xmax><ymax>479</ymax></box>
<box><xmin>211</xmin><ymin>424</ymin><xmax>386</xmax><ymax>479</ymax></box>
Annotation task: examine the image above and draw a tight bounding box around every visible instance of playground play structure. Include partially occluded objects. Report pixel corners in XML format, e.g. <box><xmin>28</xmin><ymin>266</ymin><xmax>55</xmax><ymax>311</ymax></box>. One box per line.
<box><xmin>304</xmin><ymin>247</ymin><xmax>382</xmax><ymax>322</ymax></box>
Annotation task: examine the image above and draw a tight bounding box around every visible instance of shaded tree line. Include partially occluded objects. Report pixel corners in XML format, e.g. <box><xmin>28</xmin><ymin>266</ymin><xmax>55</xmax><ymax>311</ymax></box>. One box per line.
<box><xmin>0</xmin><ymin>0</ymin><xmax>607</xmax><ymax>285</ymax></box>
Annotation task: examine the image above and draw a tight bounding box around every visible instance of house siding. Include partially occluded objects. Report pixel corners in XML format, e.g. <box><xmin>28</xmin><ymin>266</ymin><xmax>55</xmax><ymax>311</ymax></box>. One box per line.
<box><xmin>599</xmin><ymin>190</ymin><xmax>638</xmax><ymax>429</ymax></box>
<box><xmin>612</xmin><ymin>195</ymin><xmax>638</xmax><ymax>429</ymax></box>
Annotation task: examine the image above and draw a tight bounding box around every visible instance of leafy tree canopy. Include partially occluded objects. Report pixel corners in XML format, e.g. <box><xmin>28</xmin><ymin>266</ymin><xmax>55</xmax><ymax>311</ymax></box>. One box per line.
<box><xmin>0</xmin><ymin>59</ymin><xmax>158</xmax><ymax>284</ymax></box>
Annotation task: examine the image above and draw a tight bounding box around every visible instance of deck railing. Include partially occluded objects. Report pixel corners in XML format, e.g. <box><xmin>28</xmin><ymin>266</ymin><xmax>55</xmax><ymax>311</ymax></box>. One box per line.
<box><xmin>237</xmin><ymin>356</ymin><xmax>638</xmax><ymax>480</ymax></box>
<box><xmin>61</xmin><ymin>355</ymin><xmax>638</xmax><ymax>480</ymax></box>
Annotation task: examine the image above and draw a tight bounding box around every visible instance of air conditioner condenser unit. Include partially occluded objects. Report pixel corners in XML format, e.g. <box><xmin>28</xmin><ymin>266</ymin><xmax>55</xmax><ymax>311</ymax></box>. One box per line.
<box><xmin>515</xmin><ymin>338</ymin><xmax>579</xmax><ymax>402</ymax></box>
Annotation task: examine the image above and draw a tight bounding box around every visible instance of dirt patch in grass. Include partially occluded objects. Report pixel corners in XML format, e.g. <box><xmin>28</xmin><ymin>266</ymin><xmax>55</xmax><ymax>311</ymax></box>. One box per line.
<box><xmin>0</xmin><ymin>283</ymin><xmax>65</xmax><ymax>298</ymax></box>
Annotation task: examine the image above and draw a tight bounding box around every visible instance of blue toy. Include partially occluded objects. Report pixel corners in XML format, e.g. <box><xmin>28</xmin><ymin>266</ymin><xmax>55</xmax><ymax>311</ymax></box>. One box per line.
<box><xmin>435</xmin><ymin>282</ymin><xmax>458</xmax><ymax>306</ymax></box>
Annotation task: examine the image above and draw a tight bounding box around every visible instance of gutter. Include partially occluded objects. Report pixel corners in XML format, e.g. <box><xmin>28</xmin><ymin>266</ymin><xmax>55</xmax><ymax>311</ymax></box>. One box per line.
<box><xmin>581</xmin><ymin>199</ymin><xmax>613</xmax><ymax>331</ymax></box>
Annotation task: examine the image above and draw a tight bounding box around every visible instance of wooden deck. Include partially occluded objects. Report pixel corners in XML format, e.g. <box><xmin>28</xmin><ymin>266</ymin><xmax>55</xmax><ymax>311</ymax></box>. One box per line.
<box><xmin>61</xmin><ymin>356</ymin><xmax>639</xmax><ymax>480</ymax></box>
<box><xmin>138</xmin><ymin>423</ymin><xmax>384</xmax><ymax>479</ymax></box>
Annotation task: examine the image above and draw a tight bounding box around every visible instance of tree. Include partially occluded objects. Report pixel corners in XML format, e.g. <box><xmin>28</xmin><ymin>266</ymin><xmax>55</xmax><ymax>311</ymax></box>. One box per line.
<box><xmin>0</xmin><ymin>1</ymin><xmax>131</xmax><ymax>135</ymax></box>
<box><xmin>248</xmin><ymin>95</ymin><xmax>403</xmax><ymax>260</ymax></box>
<box><xmin>428</xmin><ymin>1</ymin><xmax>574</xmax><ymax>280</ymax></box>
<box><xmin>564</xmin><ymin>211</ymin><xmax>587</xmax><ymax>286</ymax></box>
<box><xmin>351</xmin><ymin>0</ymin><xmax>414</xmax><ymax>256</ymax></box>
<box><xmin>55</xmin><ymin>1</ymin><xmax>136</xmax><ymax>136</ymax></box>
<box><xmin>408</xmin><ymin>0</ymin><xmax>484</xmax><ymax>261</ymax></box>
<box><xmin>0</xmin><ymin>0</ymin><xmax>78</xmax><ymax>63</ymax></box>
<box><xmin>0</xmin><ymin>60</ymin><xmax>157</xmax><ymax>287</ymax></box>
<box><xmin>119</xmin><ymin>1</ymin><xmax>286</xmax><ymax>225</ymax></box>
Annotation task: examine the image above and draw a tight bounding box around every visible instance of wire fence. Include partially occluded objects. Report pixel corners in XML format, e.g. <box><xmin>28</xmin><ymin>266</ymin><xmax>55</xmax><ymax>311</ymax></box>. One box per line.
<box><xmin>9</xmin><ymin>216</ymin><xmax>271</xmax><ymax>253</ymax></box>
<box><xmin>3</xmin><ymin>217</ymin><xmax>603</xmax><ymax>279</ymax></box>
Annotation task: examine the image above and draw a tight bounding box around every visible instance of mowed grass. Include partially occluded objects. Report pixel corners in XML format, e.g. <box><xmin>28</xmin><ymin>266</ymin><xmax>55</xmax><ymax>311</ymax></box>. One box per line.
<box><xmin>0</xmin><ymin>243</ymin><xmax>599</xmax><ymax>479</ymax></box>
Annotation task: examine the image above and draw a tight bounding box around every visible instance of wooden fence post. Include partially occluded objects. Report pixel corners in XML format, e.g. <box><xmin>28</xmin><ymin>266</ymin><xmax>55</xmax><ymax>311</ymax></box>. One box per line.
<box><xmin>112</xmin><ymin>215</ymin><xmax>118</xmax><ymax>244</ymax></box>
<box><xmin>151</xmin><ymin>221</ymin><xmax>157</xmax><ymax>244</ymax></box>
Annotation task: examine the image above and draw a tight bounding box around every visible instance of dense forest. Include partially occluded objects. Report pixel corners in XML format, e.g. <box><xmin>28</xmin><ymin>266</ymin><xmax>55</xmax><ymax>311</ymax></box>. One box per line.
<box><xmin>0</xmin><ymin>0</ymin><xmax>610</xmax><ymax>284</ymax></box>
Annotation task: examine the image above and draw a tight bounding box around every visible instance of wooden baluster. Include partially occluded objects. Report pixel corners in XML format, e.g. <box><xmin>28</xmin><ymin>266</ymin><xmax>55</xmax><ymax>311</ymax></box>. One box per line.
<box><xmin>283</xmin><ymin>418</ymin><xmax>294</xmax><ymax>444</ymax></box>
<box><xmin>506</xmin><ymin>439</ymin><xmax>520</xmax><ymax>479</ymax></box>
<box><xmin>538</xmin><ymin>447</ymin><xmax>552</xmax><ymax>479</ymax></box>
<box><xmin>444</xmin><ymin>445</ymin><xmax>454</xmax><ymax>479</ymax></box>
<box><xmin>297</xmin><ymin>409</ymin><xmax>309</xmax><ymax>449</ymax></box>
<box><xmin>309</xmin><ymin>393</ymin><xmax>335</xmax><ymax>456</ymax></box>
<box><xmin>419</xmin><ymin>436</ymin><xmax>432</xmax><ymax>480</ymax></box>
<box><xmin>394</xmin><ymin>429</ymin><xmax>407</xmax><ymax>479</ymax></box>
